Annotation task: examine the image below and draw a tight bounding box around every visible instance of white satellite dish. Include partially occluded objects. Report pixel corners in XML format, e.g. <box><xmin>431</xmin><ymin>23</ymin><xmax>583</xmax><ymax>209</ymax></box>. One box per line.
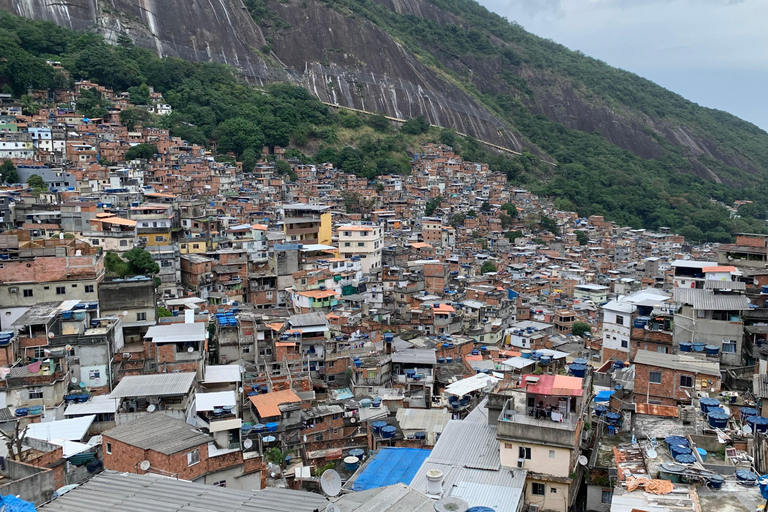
<box><xmin>147</xmin><ymin>404</ymin><xmax>156</xmax><ymax>412</ymax></box>
<box><xmin>243</xmin><ymin>439</ymin><xmax>253</xmax><ymax>449</ymax></box>
<box><xmin>319</xmin><ymin>469</ymin><xmax>342</xmax><ymax>496</ymax></box>
<box><xmin>744</xmin><ymin>424</ymin><xmax>753</xmax><ymax>435</ymax></box>
<box><xmin>578</xmin><ymin>455</ymin><xmax>588</xmax><ymax>466</ymax></box>
<box><xmin>187</xmin><ymin>347</ymin><xmax>194</xmax><ymax>353</ymax></box>
<box><xmin>139</xmin><ymin>460</ymin><xmax>151</xmax><ymax>471</ymax></box>
<box><xmin>326</xmin><ymin>505</ymin><xmax>341</xmax><ymax>512</ymax></box>
<box><xmin>71</xmin><ymin>377</ymin><xmax>78</xmax><ymax>384</ymax></box>
<box><xmin>238</xmin><ymin>387</ymin><xmax>244</xmax><ymax>394</ymax></box>
<box><xmin>65</xmin><ymin>345</ymin><xmax>72</xmax><ymax>352</ymax></box>
<box><xmin>122</xmin><ymin>311</ymin><xmax>128</xmax><ymax>317</ymax></box>
<box><xmin>646</xmin><ymin>448</ymin><xmax>658</xmax><ymax>459</ymax></box>
<box><xmin>48</xmin><ymin>332</ymin><xmax>55</xmax><ymax>338</ymax></box>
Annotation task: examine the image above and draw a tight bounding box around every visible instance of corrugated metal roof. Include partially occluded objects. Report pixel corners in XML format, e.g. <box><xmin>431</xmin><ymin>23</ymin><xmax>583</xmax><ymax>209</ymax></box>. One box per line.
<box><xmin>26</xmin><ymin>415</ymin><xmax>95</xmax><ymax>442</ymax></box>
<box><xmin>334</xmin><ymin>483</ymin><xmax>433</xmax><ymax>512</ymax></box>
<box><xmin>103</xmin><ymin>415</ymin><xmax>211</xmax><ymax>455</ymax></box>
<box><xmin>635</xmin><ymin>403</ymin><xmax>679</xmax><ymax>417</ymax></box>
<box><xmin>203</xmin><ymin>364</ymin><xmax>241</xmax><ymax>383</ymax></box>
<box><xmin>634</xmin><ymin>349</ymin><xmax>721</xmax><ymax>376</ymax></box>
<box><xmin>395</xmin><ymin>408</ymin><xmax>451</xmax><ymax>445</ymax></box>
<box><xmin>754</xmin><ymin>374</ymin><xmax>768</xmax><ymax>399</ymax></box>
<box><xmin>288</xmin><ymin>312</ymin><xmax>328</xmax><ymax>327</ymax></box>
<box><xmin>391</xmin><ymin>349</ymin><xmax>436</xmax><ymax>365</ymax></box>
<box><xmin>195</xmin><ymin>391</ymin><xmax>237</xmax><ymax>412</ymax></box>
<box><xmin>449</xmin><ymin>481</ymin><xmax>524</xmax><ymax>512</ymax></box>
<box><xmin>410</xmin><ymin>461</ymin><xmax>526</xmax><ymax>497</ymax></box>
<box><xmin>65</xmin><ymin>395</ymin><xmax>118</xmax><ymax>416</ymax></box>
<box><xmin>38</xmin><ymin>471</ymin><xmax>328</xmax><ymax>512</ymax></box>
<box><xmin>144</xmin><ymin>322</ymin><xmax>207</xmax><ymax>343</ymax></box>
<box><xmin>110</xmin><ymin>372</ymin><xmax>196</xmax><ymax>398</ymax></box>
<box><xmin>424</xmin><ymin>420</ymin><xmax>500</xmax><ymax>470</ymax></box>
<box><xmin>704</xmin><ymin>280</ymin><xmax>747</xmax><ymax>290</ymax></box>
<box><xmin>673</xmin><ymin>288</ymin><xmax>750</xmax><ymax>310</ymax></box>
<box><xmin>464</xmin><ymin>398</ymin><xmax>489</xmax><ymax>424</ymax></box>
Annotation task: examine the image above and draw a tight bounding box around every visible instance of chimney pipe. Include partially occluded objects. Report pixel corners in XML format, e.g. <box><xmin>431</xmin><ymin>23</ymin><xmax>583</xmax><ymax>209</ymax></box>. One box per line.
<box><xmin>426</xmin><ymin>469</ymin><xmax>443</xmax><ymax>496</ymax></box>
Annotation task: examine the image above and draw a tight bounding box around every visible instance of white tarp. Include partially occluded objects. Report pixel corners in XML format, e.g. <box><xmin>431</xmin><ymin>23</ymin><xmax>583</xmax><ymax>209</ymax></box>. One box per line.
<box><xmin>501</xmin><ymin>356</ymin><xmax>537</xmax><ymax>370</ymax></box>
<box><xmin>445</xmin><ymin>373</ymin><xmax>500</xmax><ymax>396</ymax></box>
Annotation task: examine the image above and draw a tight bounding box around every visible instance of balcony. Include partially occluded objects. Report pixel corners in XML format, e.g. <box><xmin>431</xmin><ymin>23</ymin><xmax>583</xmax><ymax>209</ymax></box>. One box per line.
<box><xmin>497</xmin><ymin>398</ymin><xmax>581</xmax><ymax>449</ymax></box>
<box><xmin>82</xmin><ymin>230</ymin><xmax>136</xmax><ymax>238</ymax></box>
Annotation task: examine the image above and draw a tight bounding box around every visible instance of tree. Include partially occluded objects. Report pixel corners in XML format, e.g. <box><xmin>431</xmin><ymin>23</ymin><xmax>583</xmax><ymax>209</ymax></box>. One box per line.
<box><xmin>20</xmin><ymin>95</ymin><xmax>41</xmax><ymax>115</ymax></box>
<box><xmin>540</xmin><ymin>216</ymin><xmax>559</xmax><ymax>234</ymax></box>
<box><xmin>572</xmin><ymin>322</ymin><xmax>591</xmax><ymax>337</ymax></box>
<box><xmin>157</xmin><ymin>307</ymin><xmax>173</xmax><ymax>318</ymax></box>
<box><xmin>449</xmin><ymin>213</ymin><xmax>466</xmax><ymax>228</ymax></box>
<box><xmin>424</xmin><ymin>196</ymin><xmax>442</xmax><ymax>217</ymax></box>
<box><xmin>266</xmin><ymin>447</ymin><xmax>287</xmax><ymax>469</ymax></box>
<box><xmin>480</xmin><ymin>261</ymin><xmax>497</xmax><ymax>274</ymax></box>
<box><xmin>576</xmin><ymin>230</ymin><xmax>589</xmax><ymax>246</ymax></box>
<box><xmin>439</xmin><ymin>128</ymin><xmax>456</xmax><ymax>146</ymax></box>
<box><xmin>27</xmin><ymin>174</ymin><xmax>46</xmax><ymax>192</ymax></box>
<box><xmin>120</xmin><ymin>108</ymin><xmax>153</xmax><ymax>131</ymax></box>
<box><xmin>504</xmin><ymin>230</ymin><xmax>523</xmax><ymax>243</ymax></box>
<box><xmin>241</xmin><ymin>148</ymin><xmax>258</xmax><ymax>173</ymax></box>
<box><xmin>124</xmin><ymin>247</ymin><xmax>160</xmax><ymax>276</ymax></box>
<box><xmin>480</xmin><ymin>201</ymin><xmax>491</xmax><ymax>212</ymax></box>
<box><xmin>125</xmin><ymin>143</ymin><xmax>158</xmax><ymax>161</ymax></box>
<box><xmin>501</xmin><ymin>203</ymin><xmax>517</xmax><ymax>217</ymax></box>
<box><xmin>104</xmin><ymin>252</ymin><xmax>130</xmax><ymax>277</ymax></box>
<box><xmin>366</xmin><ymin>114</ymin><xmax>390</xmax><ymax>132</ymax></box>
<box><xmin>400</xmin><ymin>115</ymin><xmax>430</xmax><ymax>135</ymax></box>
<box><xmin>128</xmin><ymin>82</ymin><xmax>151</xmax><ymax>105</ymax></box>
<box><xmin>212</xmin><ymin>117</ymin><xmax>264</xmax><ymax>158</ymax></box>
<box><xmin>0</xmin><ymin>160</ymin><xmax>18</xmax><ymax>184</ymax></box>
<box><xmin>500</xmin><ymin>212</ymin><xmax>515</xmax><ymax>229</ymax></box>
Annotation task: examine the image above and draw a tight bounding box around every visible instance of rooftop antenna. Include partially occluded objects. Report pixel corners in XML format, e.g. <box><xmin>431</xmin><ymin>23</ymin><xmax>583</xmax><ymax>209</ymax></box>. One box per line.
<box><xmin>139</xmin><ymin>460</ymin><xmax>151</xmax><ymax>471</ymax></box>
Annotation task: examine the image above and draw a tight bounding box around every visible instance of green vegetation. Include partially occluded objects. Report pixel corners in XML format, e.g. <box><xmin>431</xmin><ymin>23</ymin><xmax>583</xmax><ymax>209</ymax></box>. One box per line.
<box><xmin>125</xmin><ymin>143</ymin><xmax>158</xmax><ymax>160</ymax></box>
<box><xmin>480</xmin><ymin>261</ymin><xmax>497</xmax><ymax>274</ymax></box>
<box><xmin>571</xmin><ymin>322</ymin><xmax>591</xmax><ymax>337</ymax></box>
<box><xmin>576</xmin><ymin>231</ymin><xmax>589</xmax><ymax>246</ymax></box>
<box><xmin>157</xmin><ymin>307</ymin><xmax>173</xmax><ymax>318</ymax></box>
<box><xmin>26</xmin><ymin>174</ymin><xmax>45</xmax><ymax>193</ymax></box>
<box><xmin>0</xmin><ymin>160</ymin><xmax>18</xmax><ymax>184</ymax></box>
<box><xmin>104</xmin><ymin>248</ymin><xmax>159</xmax><ymax>278</ymax></box>
<box><xmin>424</xmin><ymin>196</ymin><xmax>442</xmax><ymax>217</ymax></box>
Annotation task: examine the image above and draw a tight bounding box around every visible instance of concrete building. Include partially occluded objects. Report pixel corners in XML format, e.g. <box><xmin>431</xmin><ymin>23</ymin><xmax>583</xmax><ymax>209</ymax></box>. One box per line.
<box><xmin>337</xmin><ymin>223</ymin><xmax>383</xmax><ymax>274</ymax></box>
<box><xmin>281</xmin><ymin>203</ymin><xmax>332</xmax><ymax>246</ymax></box>
<box><xmin>633</xmin><ymin>349</ymin><xmax>721</xmax><ymax>406</ymax></box>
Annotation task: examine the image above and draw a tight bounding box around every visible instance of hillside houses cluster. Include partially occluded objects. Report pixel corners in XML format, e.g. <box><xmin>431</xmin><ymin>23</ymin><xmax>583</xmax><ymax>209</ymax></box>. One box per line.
<box><xmin>0</xmin><ymin>84</ymin><xmax>767</xmax><ymax>512</ymax></box>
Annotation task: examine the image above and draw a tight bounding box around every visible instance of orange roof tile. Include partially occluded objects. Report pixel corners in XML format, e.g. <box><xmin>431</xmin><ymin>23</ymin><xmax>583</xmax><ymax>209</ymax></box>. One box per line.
<box><xmin>702</xmin><ymin>266</ymin><xmax>736</xmax><ymax>273</ymax></box>
<box><xmin>296</xmin><ymin>289</ymin><xmax>338</xmax><ymax>299</ymax></box>
<box><xmin>409</xmin><ymin>242</ymin><xmax>432</xmax><ymax>249</ymax></box>
<box><xmin>248</xmin><ymin>389</ymin><xmax>301</xmax><ymax>418</ymax></box>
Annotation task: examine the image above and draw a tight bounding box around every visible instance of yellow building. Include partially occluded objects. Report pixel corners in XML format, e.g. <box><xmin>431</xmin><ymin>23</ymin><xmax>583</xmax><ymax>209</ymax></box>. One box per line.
<box><xmin>282</xmin><ymin>203</ymin><xmax>332</xmax><ymax>246</ymax></box>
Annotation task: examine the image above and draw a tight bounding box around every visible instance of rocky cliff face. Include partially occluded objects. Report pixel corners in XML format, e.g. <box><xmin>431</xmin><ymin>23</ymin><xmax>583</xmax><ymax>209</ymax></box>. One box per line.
<box><xmin>1</xmin><ymin>0</ymin><xmax>764</xmax><ymax>181</ymax></box>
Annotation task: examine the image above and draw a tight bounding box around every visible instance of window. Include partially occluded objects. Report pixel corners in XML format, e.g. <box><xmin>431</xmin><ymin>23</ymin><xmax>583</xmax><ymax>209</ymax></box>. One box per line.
<box><xmin>549</xmin><ymin>450</ymin><xmax>555</xmax><ymax>459</ymax></box>
<box><xmin>56</xmin><ymin>286</ymin><xmax>66</xmax><ymax>295</ymax></box>
<box><xmin>357</xmin><ymin>242</ymin><xmax>365</xmax><ymax>247</ymax></box>
<box><xmin>615</xmin><ymin>315</ymin><xmax>624</xmax><ymax>326</ymax></box>
<box><xmin>213</xmin><ymin>480</ymin><xmax>226</xmax><ymax>487</ymax></box>
<box><xmin>601</xmin><ymin>489</ymin><xmax>612</xmax><ymax>504</ymax></box>
<box><xmin>136</xmin><ymin>312</ymin><xmax>147</xmax><ymax>321</ymax></box>
<box><xmin>119</xmin><ymin>240</ymin><xmax>128</xmax><ymax>247</ymax></box>
<box><xmin>33</xmin><ymin>347</ymin><xmax>46</xmax><ymax>358</ymax></box>
<box><xmin>192</xmin><ymin>244</ymin><xmax>199</xmax><ymax>249</ymax></box>
<box><xmin>344</xmin><ymin>242</ymin><xmax>351</xmax><ymax>247</ymax></box>
<box><xmin>106</xmin><ymin>442</ymin><xmax>112</xmax><ymax>454</ymax></box>
<box><xmin>314</xmin><ymin>434</ymin><xmax>323</xmax><ymax>441</ymax></box>
<box><xmin>550</xmin><ymin>488</ymin><xmax>557</xmax><ymax>494</ymax></box>
<box><xmin>29</xmin><ymin>388</ymin><xmax>43</xmax><ymax>399</ymax></box>
<box><xmin>519</xmin><ymin>447</ymin><xmax>531</xmax><ymax>460</ymax></box>
<box><xmin>531</xmin><ymin>483</ymin><xmax>545</xmax><ymax>496</ymax></box>
<box><xmin>156</xmin><ymin>236</ymin><xmax>166</xmax><ymax>242</ymax></box>
<box><xmin>680</xmin><ymin>375</ymin><xmax>693</xmax><ymax>388</ymax></box>
<box><xmin>722</xmin><ymin>340</ymin><xmax>737</xmax><ymax>353</ymax></box>
<box><xmin>657</xmin><ymin>346</ymin><xmax>669</xmax><ymax>354</ymax></box>
<box><xmin>187</xmin><ymin>449</ymin><xmax>200</xmax><ymax>466</ymax></box>
<box><xmin>242</xmin><ymin>346</ymin><xmax>251</xmax><ymax>353</ymax></box>
<box><xmin>161</xmin><ymin>260</ymin><xmax>173</xmax><ymax>267</ymax></box>
<box><xmin>91</xmin><ymin>239</ymin><xmax>99</xmax><ymax>245</ymax></box>
<box><xmin>649</xmin><ymin>371</ymin><xmax>662</xmax><ymax>384</ymax></box>
<box><xmin>85</xmin><ymin>285</ymin><xmax>94</xmax><ymax>293</ymax></box>
<box><xmin>89</xmin><ymin>370</ymin><xmax>101</xmax><ymax>380</ymax></box>
<box><xmin>23</xmin><ymin>289</ymin><xmax>33</xmax><ymax>297</ymax></box>
<box><xmin>621</xmin><ymin>339</ymin><xmax>628</xmax><ymax>348</ymax></box>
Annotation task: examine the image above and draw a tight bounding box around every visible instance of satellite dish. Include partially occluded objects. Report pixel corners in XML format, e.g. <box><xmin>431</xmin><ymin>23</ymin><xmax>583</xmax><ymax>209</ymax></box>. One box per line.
<box><xmin>147</xmin><ymin>404</ymin><xmax>156</xmax><ymax>412</ymax></box>
<box><xmin>744</xmin><ymin>424</ymin><xmax>753</xmax><ymax>435</ymax></box>
<box><xmin>48</xmin><ymin>332</ymin><xmax>55</xmax><ymax>338</ymax></box>
<box><xmin>244</xmin><ymin>439</ymin><xmax>253</xmax><ymax>449</ymax></box>
<box><xmin>187</xmin><ymin>347</ymin><xmax>194</xmax><ymax>353</ymax></box>
<box><xmin>578</xmin><ymin>455</ymin><xmax>588</xmax><ymax>466</ymax></box>
<box><xmin>326</xmin><ymin>505</ymin><xmax>341</xmax><ymax>512</ymax></box>
<box><xmin>122</xmin><ymin>311</ymin><xmax>128</xmax><ymax>317</ymax></box>
<box><xmin>65</xmin><ymin>345</ymin><xmax>72</xmax><ymax>351</ymax></box>
<box><xmin>238</xmin><ymin>387</ymin><xmax>244</xmax><ymax>394</ymax></box>
<box><xmin>646</xmin><ymin>448</ymin><xmax>657</xmax><ymax>459</ymax></box>
<box><xmin>71</xmin><ymin>377</ymin><xmax>78</xmax><ymax>384</ymax></box>
<box><xmin>139</xmin><ymin>460</ymin><xmax>151</xmax><ymax>471</ymax></box>
<box><xmin>319</xmin><ymin>469</ymin><xmax>342</xmax><ymax>496</ymax></box>
<box><xmin>78</xmin><ymin>382</ymin><xmax>86</xmax><ymax>388</ymax></box>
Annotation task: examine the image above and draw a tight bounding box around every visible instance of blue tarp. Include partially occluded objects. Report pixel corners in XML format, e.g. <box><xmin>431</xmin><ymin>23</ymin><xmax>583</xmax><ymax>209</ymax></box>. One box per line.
<box><xmin>594</xmin><ymin>390</ymin><xmax>615</xmax><ymax>402</ymax></box>
<box><xmin>351</xmin><ymin>448</ymin><xmax>431</xmax><ymax>491</ymax></box>
<box><xmin>0</xmin><ymin>495</ymin><xmax>36</xmax><ymax>511</ymax></box>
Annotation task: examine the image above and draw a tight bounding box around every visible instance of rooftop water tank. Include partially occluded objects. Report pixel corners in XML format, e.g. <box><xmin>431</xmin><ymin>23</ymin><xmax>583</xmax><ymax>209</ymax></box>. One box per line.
<box><xmin>381</xmin><ymin>425</ymin><xmax>397</xmax><ymax>439</ymax></box>
<box><xmin>699</xmin><ymin>397</ymin><xmax>721</xmax><ymax>414</ymax></box>
<box><xmin>568</xmin><ymin>364</ymin><xmax>587</xmax><ymax>378</ymax></box>
<box><xmin>679</xmin><ymin>342</ymin><xmax>692</xmax><ymax>352</ymax></box>
<box><xmin>692</xmin><ymin>342</ymin><xmax>706</xmax><ymax>353</ymax></box>
<box><xmin>748</xmin><ymin>416</ymin><xmax>768</xmax><ymax>433</ymax></box>
<box><xmin>707</xmin><ymin>409</ymin><xmax>730</xmax><ymax>429</ymax></box>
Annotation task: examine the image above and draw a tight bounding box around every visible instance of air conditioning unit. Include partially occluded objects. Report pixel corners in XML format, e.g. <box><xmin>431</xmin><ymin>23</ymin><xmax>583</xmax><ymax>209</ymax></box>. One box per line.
<box><xmin>8</xmin><ymin>287</ymin><xmax>18</xmax><ymax>294</ymax></box>
<box><xmin>517</xmin><ymin>458</ymin><xmax>525</xmax><ymax>469</ymax></box>
<box><xmin>528</xmin><ymin>505</ymin><xmax>541</xmax><ymax>512</ymax></box>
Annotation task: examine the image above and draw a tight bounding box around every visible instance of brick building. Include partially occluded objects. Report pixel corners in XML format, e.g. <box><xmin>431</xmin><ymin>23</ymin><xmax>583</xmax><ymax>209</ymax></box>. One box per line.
<box><xmin>633</xmin><ymin>350</ymin><xmax>721</xmax><ymax>406</ymax></box>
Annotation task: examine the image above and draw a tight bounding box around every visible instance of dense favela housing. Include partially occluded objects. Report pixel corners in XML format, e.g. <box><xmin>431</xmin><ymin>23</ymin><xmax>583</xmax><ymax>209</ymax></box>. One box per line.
<box><xmin>1</xmin><ymin>79</ymin><xmax>768</xmax><ymax>512</ymax></box>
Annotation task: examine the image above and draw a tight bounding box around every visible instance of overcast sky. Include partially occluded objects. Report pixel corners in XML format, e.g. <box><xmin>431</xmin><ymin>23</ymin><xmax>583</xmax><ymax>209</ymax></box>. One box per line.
<box><xmin>477</xmin><ymin>0</ymin><xmax>768</xmax><ymax>131</ymax></box>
